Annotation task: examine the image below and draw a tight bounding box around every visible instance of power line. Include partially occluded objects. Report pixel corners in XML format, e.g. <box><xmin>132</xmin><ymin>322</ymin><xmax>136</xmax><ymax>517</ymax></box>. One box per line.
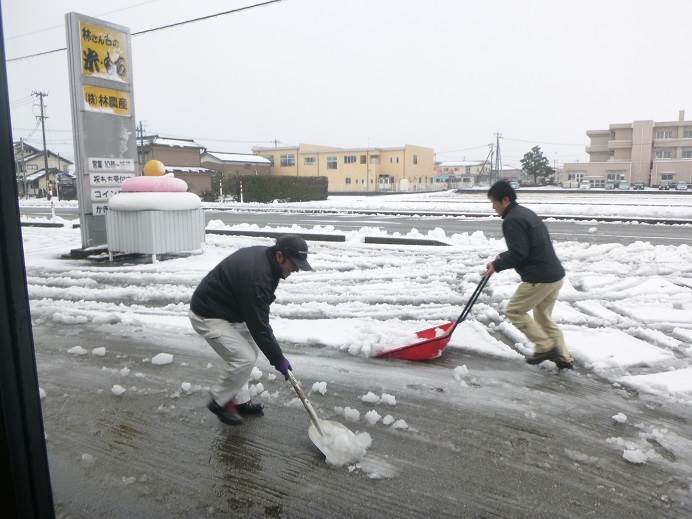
<box><xmin>6</xmin><ymin>0</ymin><xmax>284</xmax><ymax>62</ymax></box>
<box><xmin>502</xmin><ymin>136</ymin><xmax>584</xmax><ymax>147</ymax></box>
<box><xmin>5</xmin><ymin>0</ymin><xmax>166</xmax><ymax>41</ymax></box>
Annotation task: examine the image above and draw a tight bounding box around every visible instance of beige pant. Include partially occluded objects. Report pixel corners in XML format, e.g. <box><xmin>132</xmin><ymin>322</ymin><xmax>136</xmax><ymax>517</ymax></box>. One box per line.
<box><xmin>188</xmin><ymin>311</ymin><xmax>259</xmax><ymax>406</ymax></box>
<box><xmin>505</xmin><ymin>279</ymin><xmax>573</xmax><ymax>361</ymax></box>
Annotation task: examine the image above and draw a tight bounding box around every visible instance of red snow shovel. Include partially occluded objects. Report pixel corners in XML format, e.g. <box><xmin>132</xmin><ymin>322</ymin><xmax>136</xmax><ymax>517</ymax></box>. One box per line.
<box><xmin>376</xmin><ymin>274</ymin><xmax>490</xmax><ymax>361</ymax></box>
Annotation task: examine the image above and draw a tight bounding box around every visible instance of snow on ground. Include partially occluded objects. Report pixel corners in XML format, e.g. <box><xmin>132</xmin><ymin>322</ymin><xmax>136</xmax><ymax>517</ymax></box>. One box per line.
<box><xmin>199</xmin><ymin>190</ymin><xmax>692</xmax><ymax>221</ymax></box>
<box><xmin>20</xmin><ymin>201</ymin><xmax>692</xmax><ymax>404</ymax></box>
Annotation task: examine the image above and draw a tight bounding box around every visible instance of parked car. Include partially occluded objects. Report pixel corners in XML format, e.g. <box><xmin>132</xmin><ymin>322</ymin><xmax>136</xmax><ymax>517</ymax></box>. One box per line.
<box><xmin>579</xmin><ymin>181</ymin><xmax>591</xmax><ymax>189</ymax></box>
<box><xmin>658</xmin><ymin>183</ymin><xmax>671</xmax><ymax>190</ymax></box>
<box><xmin>617</xmin><ymin>181</ymin><xmax>630</xmax><ymax>190</ymax></box>
<box><xmin>676</xmin><ymin>182</ymin><xmax>688</xmax><ymax>191</ymax></box>
<box><xmin>509</xmin><ymin>180</ymin><xmax>520</xmax><ymax>189</ymax></box>
<box><xmin>605</xmin><ymin>182</ymin><xmax>615</xmax><ymax>190</ymax></box>
<box><xmin>632</xmin><ymin>183</ymin><xmax>645</xmax><ymax>190</ymax></box>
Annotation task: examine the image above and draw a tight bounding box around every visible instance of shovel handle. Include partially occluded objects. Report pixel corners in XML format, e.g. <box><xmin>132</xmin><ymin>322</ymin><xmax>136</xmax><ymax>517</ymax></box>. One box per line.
<box><xmin>287</xmin><ymin>370</ymin><xmax>324</xmax><ymax>436</ymax></box>
<box><xmin>449</xmin><ymin>274</ymin><xmax>490</xmax><ymax>335</ymax></box>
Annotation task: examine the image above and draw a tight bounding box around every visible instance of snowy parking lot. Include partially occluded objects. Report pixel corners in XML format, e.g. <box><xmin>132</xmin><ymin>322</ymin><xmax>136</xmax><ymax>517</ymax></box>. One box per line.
<box><xmin>22</xmin><ymin>195</ymin><xmax>692</xmax><ymax>517</ymax></box>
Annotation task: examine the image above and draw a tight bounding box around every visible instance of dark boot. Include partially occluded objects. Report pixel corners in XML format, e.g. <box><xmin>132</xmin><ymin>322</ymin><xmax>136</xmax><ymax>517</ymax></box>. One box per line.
<box><xmin>525</xmin><ymin>347</ymin><xmax>559</xmax><ymax>365</ymax></box>
<box><xmin>207</xmin><ymin>399</ymin><xmax>243</xmax><ymax>426</ymax></box>
<box><xmin>555</xmin><ymin>357</ymin><xmax>574</xmax><ymax>370</ymax></box>
<box><xmin>236</xmin><ymin>401</ymin><xmax>264</xmax><ymax>416</ymax></box>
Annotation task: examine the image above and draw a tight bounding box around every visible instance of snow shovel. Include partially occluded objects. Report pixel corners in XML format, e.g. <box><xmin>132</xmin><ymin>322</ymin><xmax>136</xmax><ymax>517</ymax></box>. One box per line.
<box><xmin>376</xmin><ymin>274</ymin><xmax>490</xmax><ymax>361</ymax></box>
<box><xmin>288</xmin><ymin>370</ymin><xmax>370</xmax><ymax>464</ymax></box>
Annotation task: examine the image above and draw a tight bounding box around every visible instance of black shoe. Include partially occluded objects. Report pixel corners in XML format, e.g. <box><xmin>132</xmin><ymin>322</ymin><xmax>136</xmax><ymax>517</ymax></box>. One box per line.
<box><xmin>236</xmin><ymin>401</ymin><xmax>264</xmax><ymax>416</ymax></box>
<box><xmin>207</xmin><ymin>399</ymin><xmax>243</xmax><ymax>426</ymax></box>
<box><xmin>555</xmin><ymin>358</ymin><xmax>574</xmax><ymax>370</ymax></box>
<box><xmin>525</xmin><ymin>347</ymin><xmax>559</xmax><ymax>365</ymax></box>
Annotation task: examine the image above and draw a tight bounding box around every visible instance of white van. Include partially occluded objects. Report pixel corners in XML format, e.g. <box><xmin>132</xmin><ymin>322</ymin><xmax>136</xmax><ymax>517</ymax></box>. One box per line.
<box><xmin>579</xmin><ymin>181</ymin><xmax>591</xmax><ymax>189</ymax></box>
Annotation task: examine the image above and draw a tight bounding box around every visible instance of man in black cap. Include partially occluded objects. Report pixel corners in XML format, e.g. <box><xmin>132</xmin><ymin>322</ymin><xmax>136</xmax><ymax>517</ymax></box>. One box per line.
<box><xmin>189</xmin><ymin>234</ymin><xmax>313</xmax><ymax>425</ymax></box>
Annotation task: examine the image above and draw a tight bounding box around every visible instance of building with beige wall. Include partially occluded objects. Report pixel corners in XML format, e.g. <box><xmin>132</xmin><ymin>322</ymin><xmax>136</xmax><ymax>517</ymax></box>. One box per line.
<box><xmin>563</xmin><ymin>111</ymin><xmax>692</xmax><ymax>187</ymax></box>
<box><xmin>252</xmin><ymin>143</ymin><xmax>435</xmax><ymax>192</ymax></box>
<box><xmin>138</xmin><ymin>135</ymin><xmax>213</xmax><ymax>195</ymax></box>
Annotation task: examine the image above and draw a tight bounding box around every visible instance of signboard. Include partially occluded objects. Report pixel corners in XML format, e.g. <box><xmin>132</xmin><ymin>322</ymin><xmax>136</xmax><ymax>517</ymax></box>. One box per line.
<box><xmin>83</xmin><ymin>85</ymin><xmax>130</xmax><ymax>116</ymax></box>
<box><xmin>89</xmin><ymin>173</ymin><xmax>134</xmax><ymax>186</ymax></box>
<box><xmin>88</xmin><ymin>157</ymin><xmax>135</xmax><ymax>172</ymax></box>
<box><xmin>66</xmin><ymin>13</ymin><xmax>137</xmax><ymax>248</ymax></box>
<box><xmin>79</xmin><ymin>22</ymin><xmax>129</xmax><ymax>83</ymax></box>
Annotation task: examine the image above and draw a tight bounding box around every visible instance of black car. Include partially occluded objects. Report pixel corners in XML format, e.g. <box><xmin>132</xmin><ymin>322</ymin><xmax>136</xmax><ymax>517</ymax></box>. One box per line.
<box><xmin>632</xmin><ymin>183</ymin><xmax>645</xmax><ymax>190</ymax></box>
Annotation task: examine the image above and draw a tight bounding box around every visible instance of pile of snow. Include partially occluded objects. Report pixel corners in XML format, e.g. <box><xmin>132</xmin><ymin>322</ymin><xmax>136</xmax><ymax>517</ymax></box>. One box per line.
<box><xmin>111</xmin><ymin>385</ymin><xmax>126</xmax><ymax>396</ymax></box>
<box><xmin>364</xmin><ymin>409</ymin><xmax>382</xmax><ymax>425</ymax></box>
<box><xmin>312</xmin><ymin>422</ymin><xmax>372</xmax><ymax>466</ymax></box>
<box><xmin>91</xmin><ymin>347</ymin><xmax>106</xmax><ymax>356</ymax></box>
<box><xmin>67</xmin><ymin>346</ymin><xmax>88</xmax><ymax>356</ymax></box>
<box><xmin>360</xmin><ymin>392</ymin><xmax>380</xmax><ymax>403</ymax></box>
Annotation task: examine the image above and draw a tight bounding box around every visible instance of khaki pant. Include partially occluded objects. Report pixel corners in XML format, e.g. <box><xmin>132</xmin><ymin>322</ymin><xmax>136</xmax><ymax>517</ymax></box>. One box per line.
<box><xmin>505</xmin><ymin>279</ymin><xmax>573</xmax><ymax>361</ymax></box>
<box><xmin>188</xmin><ymin>311</ymin><xmax>259</xmax><ymax>406</ymax></box>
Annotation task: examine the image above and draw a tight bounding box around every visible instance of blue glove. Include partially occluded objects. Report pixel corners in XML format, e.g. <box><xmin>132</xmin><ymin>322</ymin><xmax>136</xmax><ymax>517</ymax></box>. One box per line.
<box><xmin>276</xmin><ymin>357</ymin><xmax>292</xmax><ymax>380</ymax></box>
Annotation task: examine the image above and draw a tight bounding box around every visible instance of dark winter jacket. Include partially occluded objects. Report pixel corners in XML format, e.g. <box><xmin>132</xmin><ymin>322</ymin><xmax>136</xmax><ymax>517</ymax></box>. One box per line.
<box><xmin>190</xmin><ymin>246</ymin><xmax>285</xmax><ymax>367</ymax></box>
<box><xmin>492</xmin><ymin>201</ymin><xmax>565</xmax><ymax>283</ymax></box>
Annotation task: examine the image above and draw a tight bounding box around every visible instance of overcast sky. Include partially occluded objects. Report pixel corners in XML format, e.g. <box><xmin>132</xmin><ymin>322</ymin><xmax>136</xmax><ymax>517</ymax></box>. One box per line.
<box><xmin>4</xmin><ymin>0</ymin><xmax>691</xmax><ymax>166</ymax></box>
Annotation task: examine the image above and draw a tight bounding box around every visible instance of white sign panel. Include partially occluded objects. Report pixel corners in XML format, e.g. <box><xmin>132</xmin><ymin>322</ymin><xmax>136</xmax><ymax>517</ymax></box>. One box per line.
<box><xmin>89</xmin><ymin>172</ymin><xmax>134</xmax><ymax>187</ymax></box>
<box><xmin>91</xmin><ymin>187</ymin><xmax>121</xmax><ymax>202</ymax></box>
<box><xmin>93</xmin><ymin>203</ymin><xmax>109</xmax><ymax>216</ymax></box>
<box><xmin>88</xmin><ymin>157</ymin><xmax>135</xmax><ymax>172</ymax></box>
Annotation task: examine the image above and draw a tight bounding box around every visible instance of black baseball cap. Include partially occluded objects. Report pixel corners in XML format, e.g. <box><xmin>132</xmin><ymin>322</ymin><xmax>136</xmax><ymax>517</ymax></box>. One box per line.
<box><xmin>275</xmin><ymin>234</ymin><xmax>312</xmax><ymax>271</ymax></box>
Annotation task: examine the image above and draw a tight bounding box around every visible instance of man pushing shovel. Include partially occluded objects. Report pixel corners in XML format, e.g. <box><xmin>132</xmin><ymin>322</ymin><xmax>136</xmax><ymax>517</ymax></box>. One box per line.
<box><xmin>483</xmin><ymin>180</ymin><xmax>574</xmax><ymax>369</ymax></box>
<box><xmin>189</xmin><ymin>234</ymin><xmax>313</xmax><ymax>425</ymax></box>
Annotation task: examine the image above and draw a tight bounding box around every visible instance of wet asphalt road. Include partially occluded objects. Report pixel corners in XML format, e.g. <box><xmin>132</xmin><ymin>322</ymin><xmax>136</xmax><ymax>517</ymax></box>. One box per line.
<box><xmin>20</xmin><ymin>206</ymin><xmax>692</xmax><ymax>246</ymax></box>
<box><xmin>35</xmin><ymin>322</ymin><xmax>692</xmax><ymax>518</ymax></box>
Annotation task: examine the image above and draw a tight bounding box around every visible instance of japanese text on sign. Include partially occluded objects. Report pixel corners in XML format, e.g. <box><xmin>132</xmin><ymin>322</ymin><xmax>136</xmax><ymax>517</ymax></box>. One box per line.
<box><xmin>93</xmin><ymin>203</ymin><xmax>109</xmax><ymax>216</ymax></box>
<box><xmin>83</xmin><ymin>85</ymin><xmax>130</xmax><ymax>116</ymax></box>
<box><xmin>80</xmin><ymin>22</ymin><xmax>128</xmax><ymax>83</ymax></box>
<box><xmin>88</xmin><ymin>157</ymin><xmax>135</xmax><ymax>172</ymax></box>
<box><xmin>90</xmin><ymin>187</ymin><xmax>121</xmax><ymax>202</ymax></box>
<box><xmin>89</xmin><ymin>173</ymin><xmax>134</xmax><ymax>187</ymax></box>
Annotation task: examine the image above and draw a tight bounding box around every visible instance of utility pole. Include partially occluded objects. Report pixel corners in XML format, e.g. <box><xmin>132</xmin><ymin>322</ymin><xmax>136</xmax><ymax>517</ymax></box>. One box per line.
<box><xmin>137</xmin><ymin>120</ymin><xmax>145</xmax><ymax>171</ymax></box>
<box><xmin>493</xmin><ymin>132</ymin><xmax>502</xmax><ymax>183</ymax></box>
<box><xmin>32</xmin><ymin>91</ymin><xmax>50</xmax><ymax>193</ymax></box>
<box><xmin>19</xmin><ymin>137</ymin><xmax>27</xmax><ymax>198</ymax></box>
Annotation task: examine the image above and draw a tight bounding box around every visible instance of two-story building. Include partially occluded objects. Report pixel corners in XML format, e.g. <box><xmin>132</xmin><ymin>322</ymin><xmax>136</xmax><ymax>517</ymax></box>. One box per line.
<box><xmin>252</xmin><ymin>144</ymin><xmax>435</xmax><ymax>192</ymax></box>
<box><xmin>138</xmin><ymin>135</ymin><xmax>213</xmax><ymax>195</ymax></box>
<box><xmin>563</xmin><ymin>110</ymin><xmax>692</xmax><ymax>187</ymax></box>
<box><xmin>13</xmin><ymin>141</ymin><xmax>73</xmax><ymax>197</ymax></box>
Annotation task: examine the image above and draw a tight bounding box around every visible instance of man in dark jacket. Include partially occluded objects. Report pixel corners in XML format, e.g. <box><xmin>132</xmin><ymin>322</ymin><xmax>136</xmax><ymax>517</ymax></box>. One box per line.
<box><xmin>189</xmin><ymin>234</ymin><xmax>313</xmax><ymax>425</ymax></box>
<box><xmin>483</xmin><ymin>180</ymin><xmax>574</xmax><ymax>369</ymax></box>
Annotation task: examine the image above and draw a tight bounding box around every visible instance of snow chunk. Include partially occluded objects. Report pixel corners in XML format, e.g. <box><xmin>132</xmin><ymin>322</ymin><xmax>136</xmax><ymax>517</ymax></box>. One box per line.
<box><xmin>67</xmin><ymin>346</ymin><xmax>88</xmax><ymax>356</ymax></box>
<box><xmin>360</xmin><ymin>391</ymin><xmax>380</xmax><ymax>404</ymax></box>
<box><xmin>623</xmin><ymin>449</ymin><xmax>648</xmax><ymax>464</ymax></box>
<box><xmin>343</xmin><ymin>407</ymin><xmax>361</xmax><ymax>422</ymax></box>
<box><xmin>151</xmin><ymin>353</ymin><xmax>173</xmax><ymax>366</ymax></box>
<box><xmin>250</xmin><ymin>366</ymin><xmax>263</xmax><ymax>381</ymax></box>
<box><xmin>267</xmin><ymin>373</ymin><xmax>277</xmax><ymax>381</ymax></box>
<box><xmin>380</xmin><ymin>393</ymin><xmax>396</xmax><ymax>406</ymax></box>
<box><xmin>453</xmin><ymin>365</ymin><xmax>469</xmax><ymax>380</ymax></box>
<box><xmin>612</xmin><ymin>413</ymin><xmax>628</xmax><ymax>424</ymax></box>
<box><xmin>80</xmin><ymin>453</ymin><xmax>95</xmax><ymax>467</ymax></box>
<box><xmin>181</xmin><ymin>382</ymin><xmax>192</xmax><ymax>393</ymax></box>
<box><xmin>119</xmin><ymin>367</ymin><xmax>130</xmax><ymax>376</ymax></box>
<box><xmin>111</xmin><ymin>384</ymin><xmax>126</xmax><ymax>396</ymax></box>
<box><xmin>391</xmin><ymin>419</ymin><xmax>409</xmax><ymax>430</ymax></box>
<box><xmin>312</xmin><ymin>381</ymin><xmax>327</xmax><ymax>395</ymax></box>
<box><xmin>249</xmin><ymin>383</ymin><xmax>264</xmax><ymax>397</ymax></box>
<box><xmin>364</xmin><ymin>409</ymin><xmax>382</xmax><ymax>425</ymax></box>
<box><xmin>91</xmin><ymin>347</ymin><xmax>106</xmax><ymax>356</ymax></box>
<box><xmin>312</xmin><ymin>421</ymin><xmax>371</xmax><ymax>466</ymax></box>
<box><xmin>382</xmin><ymin>414</ymin><xmax>395</xmax><ymax>425</ymax></box>
<box><xmin>39</xmin><ymin>387</ymin><xmax>46</xmax><ymax>400</ymax></box>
